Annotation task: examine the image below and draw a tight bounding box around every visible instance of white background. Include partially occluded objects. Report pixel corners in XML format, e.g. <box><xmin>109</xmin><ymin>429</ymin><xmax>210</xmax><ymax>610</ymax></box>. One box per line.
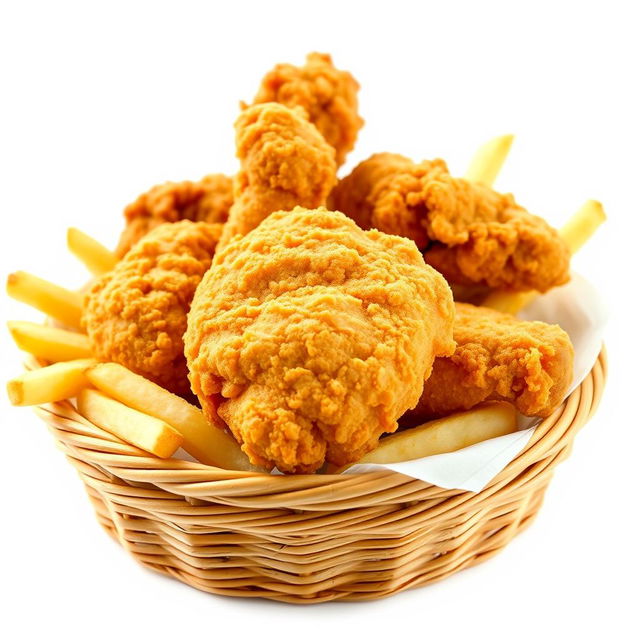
<box><xmin>1</xmin><ymin>1</ymin><xmax>637</xmax><ymax>638</ymax></box>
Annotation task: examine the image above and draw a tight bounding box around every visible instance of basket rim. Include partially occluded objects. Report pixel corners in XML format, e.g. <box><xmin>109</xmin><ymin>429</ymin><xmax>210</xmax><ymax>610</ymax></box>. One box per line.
<box><xmin>33</xmin><ymin>346</ymin><xmax>606</xmax><ymax>503</ymax></box>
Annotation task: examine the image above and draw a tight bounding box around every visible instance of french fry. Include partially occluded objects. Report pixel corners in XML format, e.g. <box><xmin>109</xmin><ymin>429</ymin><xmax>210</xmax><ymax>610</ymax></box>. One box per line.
<box><xmin>6</xmin><ymin>358</ymin><xmax>96</xmax><ymax>406</ymax></box>
<box><xmin>483</xmin><ymin>200</ymin><xmax>607</xmax><ymax>314</ymax></box>
<box><xmin>558</xmin><ymin>199</ymin><xmax>607</xmax><ymax>254</ymax></box>
<box><xmin>67</xmin><ymin>227</ymin><xmax>117</xmax><ymax>277</ymax></box>
<box><xmin>77</xmin><ymin>388</ymin><xmax>183</xmax><ymax>458</ymax></box>
<box><xmin>7</xmin><ymin>320</ymin><xmax>92</xmax><ymax>361</ymax></box>
<box><xmin>86</xmin><ymin>363</ymin><xmax>260</xmax><ymax>471</ymax></box>
<box><xmin>6</xmin><ymin>271</ymin><xmax>83</xmax><ymax>329</ymax></box>
<box><xmin>465</xmin><ymin>134</ymin><xmax>514</xmax><ymax>187</ymax></box>
<box><xmin>481</xmin><ymin>289</ymin><xmax>536</xmax><ymax>316</ymax></box>
<box><xmin>352</xmin><ymin>402</ymin><xmax>517</xmax><ymax>466</ymax></box>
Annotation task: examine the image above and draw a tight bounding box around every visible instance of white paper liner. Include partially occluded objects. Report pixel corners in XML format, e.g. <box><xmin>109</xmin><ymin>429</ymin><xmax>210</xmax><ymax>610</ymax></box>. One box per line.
<box><xmin>343</xmin><ymin>272</ymin><xmax>607</xmax><ymax>492</ymax></box>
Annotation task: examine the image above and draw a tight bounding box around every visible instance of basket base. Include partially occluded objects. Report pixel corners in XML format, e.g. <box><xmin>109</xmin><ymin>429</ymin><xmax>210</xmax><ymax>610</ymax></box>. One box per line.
<box><xmin>84</xmin><ymin>479</ymin><xmax>549</xmax><ymax>603</ymax></box>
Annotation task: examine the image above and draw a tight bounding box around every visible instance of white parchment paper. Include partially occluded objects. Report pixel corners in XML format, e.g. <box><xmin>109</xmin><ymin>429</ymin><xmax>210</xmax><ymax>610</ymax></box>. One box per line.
<box><xmin>343</xmin><ymin>272</ymin><xmax>607</xmax><ymax>492</ymax></box>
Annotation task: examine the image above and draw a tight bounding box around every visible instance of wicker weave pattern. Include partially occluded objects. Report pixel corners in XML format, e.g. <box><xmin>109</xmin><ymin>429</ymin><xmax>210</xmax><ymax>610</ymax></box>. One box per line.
<box><xmin>36</xmin><ymin>349</ymin><xmax>606</xmax><ymax>603</ymax></box>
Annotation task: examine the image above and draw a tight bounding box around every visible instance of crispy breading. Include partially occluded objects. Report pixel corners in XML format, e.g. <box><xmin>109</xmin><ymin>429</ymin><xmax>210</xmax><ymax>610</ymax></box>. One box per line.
<box><xmin>218</xmin><ymin>103</ymin><xmax>336</xmax><ymax>248</ymax></box>
<box><xmin>116</xmin><ymin>174</ymin><xmax>232</xmax><ymax>257</ymax></box>
<box><xmin>251</xmin><ymin>52</ymin><xmax>363</xmax><ymax>166</ymax></box>
<box><xmin>84</xmin><ymin>221</ymin><xmax>221</xmax><ymax>396</ymax></box>
<box><xmin>329</xmin><ymin>153</ymin><xmax>570</xmax><ymax>292</ymax></box>
<box><xmin>409</xmin><ymin>302</ymin><xmax>574</xmax><ymax>420</ymax></box>
<box><xmin>185</xmin><ymin>208</ymin><xmax>455</xmax><ymax>473</ymax></box>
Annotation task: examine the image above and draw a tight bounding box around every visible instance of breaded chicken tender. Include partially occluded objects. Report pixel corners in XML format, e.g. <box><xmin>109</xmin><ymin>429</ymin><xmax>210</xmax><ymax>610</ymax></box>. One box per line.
<box><xmin>329</xmin><ymin>153</ymin><xmax>570</xmax><ymax>292</ymax></box>
<box><xmin>409</xmin><ymin>302</ymin><xmax>574</xmax><ymax>420</ymax></box>
<box><xmin>251</xmin><ymin>52</ymin><xmax>363</xmax><ymax>166</ymax></box>
<box><xmin>84</xmin><ymin>220</ymin><xmax>221</xmax><ymax>396</ymax></box>
<box><xmin>218</xmin><ymin>103</ymin><xmax>336</xmax><ymax>248</ymax></box>
<box><xmin>185</xmin><ymin>207</ymin><xmax>455</xmax><ymax>473</ymax></box>
<box><xmin>116</xmin><ymin>174</ymin><xmax>232</xmax><ymax>257</ymax></box>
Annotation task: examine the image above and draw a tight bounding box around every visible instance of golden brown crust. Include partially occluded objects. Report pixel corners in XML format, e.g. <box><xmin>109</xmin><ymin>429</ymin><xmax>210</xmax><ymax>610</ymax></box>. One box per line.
<box><xmin>218</xmin><ymin>103</ymin><xmax>336</xmax><ymax>248</ymax></box>
<box><xmin>409</xmin><ymin>302</ymin><xmax>574</xmax><ymax>420</ymax></box>
<box><xmin>84</xmin><ymin>221</ymin><xmax>222</xmax><ymax>396</ymax></box>
<box><xmin>329</xmin><ymin>153</ymin><xmax>571</xmax><ymax>292</ymax></box>
<box><xmin>252</xmin><ymin>52</ymin><xmax>363</xmax><ymax>166</ymax></box>
<box><xmin>185</xmin><ymin>207</ymin><xmax>455</xmax><ymax>473</ymax></box>
<box><xmin>115</xmin><ymin>174</ymin><xmax>232</xmax><ymax>257</ymax></box>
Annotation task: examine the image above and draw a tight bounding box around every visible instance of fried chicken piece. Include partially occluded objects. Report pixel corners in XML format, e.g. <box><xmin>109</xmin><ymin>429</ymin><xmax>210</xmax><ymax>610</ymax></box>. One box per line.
<box><xmin>218</xmin><ymin>103</ymin><xmax>336</xmax><ymax>248</ymax></box>
<box><xmin>115</xmin><ymin>174</ymin><xmax>232</xmax><ymax>257</ymax></box>
<box><xmin>185</xmin><ymin>207</ymin><xmax>455</xmax><ymax>473</ymax></box>
<box><xmin>251</xmin><ymin>52</ymin><xmax>363</xmax><ymax>167</ymax></box>
<box><xmin>329</xmin><ymin>153</ymin><xmax>570</xmax><ymax>292</ymax></box>
<box><xmin>84</xmin><ymin>220</ymin><xmax>222</xmax><ymax>396</ymax></box>
<box><xmin>408</xmin><ymin>302</ymin><xmax>574</xmax><ymax>421</ymax></box>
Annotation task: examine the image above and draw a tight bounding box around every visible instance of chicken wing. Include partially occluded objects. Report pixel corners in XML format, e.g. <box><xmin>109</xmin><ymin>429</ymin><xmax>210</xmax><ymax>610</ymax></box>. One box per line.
<box><xmin>115</xmin><ymin>174</ymin><xmax>232</xmax><ymax>257</ymax></box>
<box><xmin>329</xmin><ymin>153</ymin><xmax>570</xmax><ymax>292</ymax></box>
<box><xmin>84</xmin><ymin>220</ymin><xmax>222</xmax><ymax>396</ymax></box>
<box><xmin>409</xmin><ymin>302</ymin><xmax>574</xmax><ymax>420</ymax></box>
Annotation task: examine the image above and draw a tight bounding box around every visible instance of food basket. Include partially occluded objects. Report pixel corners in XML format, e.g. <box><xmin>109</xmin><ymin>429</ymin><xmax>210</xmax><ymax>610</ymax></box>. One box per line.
<box><xmin>31</xmin><ymin>347</ymin><xmax>606</xmax><ymax>604</ymax></box>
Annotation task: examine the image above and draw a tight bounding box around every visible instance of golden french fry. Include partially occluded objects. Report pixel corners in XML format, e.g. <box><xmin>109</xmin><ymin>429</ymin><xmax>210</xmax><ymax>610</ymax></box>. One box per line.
<box><xmin>481</xmin><ymin>289</ymin><xmax>536</xmax><ymax>315</ymax></box>
<box><xmin>353</xmin><ymin>402</ymin><xmax>517</xmax><ymax>466</ymax></box>
<box><xmin>7</xmin><ymin>320</ymin><xmax>92</xmax><ymax>361</ymax></box>
<box><xmin>559</xmin><ymin>199</ymin><xmax>606</xmax><ymax>254</ymax></box>
<box><xmin>483</xmin><ymin>200</ymin><xmax>607</xmax><ymax>314</ymax></box>
<box><xmin>86</xmin><ymin>363</ymin><xmax>260</xmax><ymax>470</ymax></box>
<box><xmin>67</xmin><ymin>227</ymin><xmax>117</xmax><ymax>276</ymax></box>
<box><xmin>6</xmin><ymin>271</ymin><xmax>83</xmax><ymax>329</ymax></box>
<box><xmin>6</xmin><ymin>358</ymin><xmax>96</xmax><ymax>406</ymax></box>
<box><xmin>465</xmin><ymin>134</ymin><xmax>514</xmax><ymax>187</ymax></box>
<box><xmin>77</xmin><ymin>388</ymin><xmax>183</xmax><ymax>458</ymax></box>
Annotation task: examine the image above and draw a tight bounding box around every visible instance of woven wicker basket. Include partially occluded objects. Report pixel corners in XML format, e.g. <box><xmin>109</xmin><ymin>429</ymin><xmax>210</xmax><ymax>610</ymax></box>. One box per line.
<box><xmin>33</xmin><ymin>348</ymin><xmax>606</xmax><ymax>604</ymax></box>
